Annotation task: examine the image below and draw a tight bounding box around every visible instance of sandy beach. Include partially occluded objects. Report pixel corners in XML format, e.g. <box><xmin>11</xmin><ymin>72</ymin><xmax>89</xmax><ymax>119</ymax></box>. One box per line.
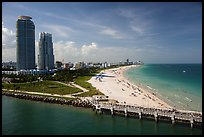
<box><xmin>88</xmin><ymin>65</ymin><xmax>173</xmax><ymax>110</ymax></box>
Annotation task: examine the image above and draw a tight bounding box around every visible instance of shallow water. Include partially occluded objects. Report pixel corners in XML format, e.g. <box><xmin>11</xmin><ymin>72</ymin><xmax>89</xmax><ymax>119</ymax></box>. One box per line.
<box><xmin>124</xmin><ymin>64</ymin><xmax>202</xmax><ymax>112</ymax></box>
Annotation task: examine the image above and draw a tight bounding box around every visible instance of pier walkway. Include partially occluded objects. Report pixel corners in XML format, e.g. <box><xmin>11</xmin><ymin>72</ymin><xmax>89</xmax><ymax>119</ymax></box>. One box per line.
<box><xmin>90</xmin><ymin>100</ymin><xmax>202</xmax><ymax>128</ymax></box>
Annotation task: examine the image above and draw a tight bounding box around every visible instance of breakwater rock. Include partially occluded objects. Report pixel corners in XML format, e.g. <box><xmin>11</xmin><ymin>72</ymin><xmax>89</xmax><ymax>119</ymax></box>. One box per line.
<box><xmin>2</xmin><ymin>91</ymin><xmax>94</xmax><ymax>108</ymax></box>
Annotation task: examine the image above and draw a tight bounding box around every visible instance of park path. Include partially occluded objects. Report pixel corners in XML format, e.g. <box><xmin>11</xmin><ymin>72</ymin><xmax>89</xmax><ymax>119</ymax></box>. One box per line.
<box><xmin>55</xmin><ymin>81</ymin><xmax>89</xmax><ymax>93</ymax></box>
<box><xmin>2</xmin><ymin>89</ymin><xmax>75</xmax><ymax>98</ymax></box>
<box><xmin>2</xmin><ymin>81</ymin><xmax>89</xmax><ymax>99</ymax></box>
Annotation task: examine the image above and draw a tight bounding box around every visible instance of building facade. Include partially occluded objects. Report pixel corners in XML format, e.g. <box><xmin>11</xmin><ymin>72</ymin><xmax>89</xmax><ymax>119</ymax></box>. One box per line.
<box><xmin>38</xmin><ymin>32</ymin><xmax>54</xmax><ymax>70</ymax></box>
<box><xmin>16</xmin><ymin>16</ymin><xmax>35</xmax><ymax>70</ymax></box>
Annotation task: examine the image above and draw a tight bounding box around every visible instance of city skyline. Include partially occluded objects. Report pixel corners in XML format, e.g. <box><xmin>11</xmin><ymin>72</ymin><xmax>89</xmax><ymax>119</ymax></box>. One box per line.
<box><xmin>2</xmin><ymin>2</ymin><xmax>202</xmax><ymax>64</ymax></box>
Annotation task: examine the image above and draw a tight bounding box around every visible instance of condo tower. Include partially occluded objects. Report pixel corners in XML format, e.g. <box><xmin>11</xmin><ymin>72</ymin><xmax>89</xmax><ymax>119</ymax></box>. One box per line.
<box><xmin>16</xmin><ymin>16</ymin><xmax>35</xmax><ymax>70</ymax></box>
<box><xmin>38</xmin><ymin>32</ymin><xmax>54</xmax><ymax>70</ymax></box>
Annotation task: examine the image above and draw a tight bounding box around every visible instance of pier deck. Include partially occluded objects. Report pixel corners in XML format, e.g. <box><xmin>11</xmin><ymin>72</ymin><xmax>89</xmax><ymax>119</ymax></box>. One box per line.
<box><xmin>91</xmin><ymin>101</ymin><xmax>202</xmax><ymax>128</ymax></box>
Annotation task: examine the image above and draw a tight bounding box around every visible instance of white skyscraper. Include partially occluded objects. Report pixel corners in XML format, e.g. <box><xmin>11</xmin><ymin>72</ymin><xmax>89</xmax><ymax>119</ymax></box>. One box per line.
<box><xmin>38</xmin><ymin>32</ymin><xmax>54</xmax><ymax>70</ymax></box>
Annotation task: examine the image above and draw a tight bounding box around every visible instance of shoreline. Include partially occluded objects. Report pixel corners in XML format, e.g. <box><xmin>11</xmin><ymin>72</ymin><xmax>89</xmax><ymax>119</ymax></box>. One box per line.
<box><xmin>88</xmin><ymin>65</ymin><xmax>173</xmax><ymax>109</ymax></box>
<box><xmin>3</xmin><ymin>65</ymin><xmax>200</xmax><ymax>114</ymax></box>
<box><xmin>2</xmin><ymin>75</ymin><xmax>202</xmax><ymax>128</ymax></box>
<box><xmin>121</xmin><ymin>65</ymin><xmax>202</xmax><ymax>113</ymax></box>
<box><xmin>2</xmin><ymin>94</ymin><xmax>202</xmax><ymax>134</ymax></box>
<box><xmin>2</xmin><ymin>88</ymin><xmax>202</xmax><ymax>129</ymax></box>
<box><xmin>88</xmin><ymin>65</ymin><xmax>201</xmax><ymax>113</ymax></box>
<box><xmin>2</xmin><ymin>90</ymin><xmax>94</xmax><ymax>109</ymax></box>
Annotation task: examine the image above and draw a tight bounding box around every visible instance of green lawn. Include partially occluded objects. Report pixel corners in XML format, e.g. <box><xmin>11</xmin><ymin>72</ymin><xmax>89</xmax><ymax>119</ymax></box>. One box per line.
<box><xmin>2</xmin><ymin>90</ymin><xmax>77</xmax><ymax>100</ymax></box>
<box><xmin>2</xmin><ymin>80</ymin><xmax>82</xmax><ymax>95</ymax></box>
<box><xmin>73</xmin><ymin>76</ymin><xmax>104</xmax><ymax>97</ymax></box>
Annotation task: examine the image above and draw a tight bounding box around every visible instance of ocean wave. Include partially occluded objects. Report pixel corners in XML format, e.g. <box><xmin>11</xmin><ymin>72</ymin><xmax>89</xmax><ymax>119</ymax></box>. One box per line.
<box><xmin>184</xmin><ymin>97</ymin><xmax>192</xmax><ymax>102</ymax></box>
<box><xmin>174</xmin><ymin>94</ymin><xmax>180</xmax><ymax>98</ymax></box>
<box><xmin>147</xmin><ymin>85</ymin><xmax>152</xmax><ymax>90</ymax></box>
<box><xmin>147</xmin><ymin>85</ymin><xmax>156</xmax><ymax>91</ymax></box>
<box><xmin>178</xmin><ymin>101</ymin><xmax>185</xmax><ymax>105</ymax></box>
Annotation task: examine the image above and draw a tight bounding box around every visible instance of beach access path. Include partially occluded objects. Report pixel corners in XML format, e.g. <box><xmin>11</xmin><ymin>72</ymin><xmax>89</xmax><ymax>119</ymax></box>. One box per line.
<box><xmin>88</xmin><ymin>65</ymin><xmax>174</xmax><ymax>110</ymax></box>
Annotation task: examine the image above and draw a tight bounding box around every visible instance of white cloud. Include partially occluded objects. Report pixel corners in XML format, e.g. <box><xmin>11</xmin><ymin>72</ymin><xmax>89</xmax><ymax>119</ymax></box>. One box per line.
<box><xmin>99</xmin><ymin>27</ymin><xmax>124</xmax><ymax>39</ymax></box>
<box><xmin>2</xmin><ymin>22</ymin><xmax>15</xmax><ymax>47</ymax></box>
<box><xmin>119</xmin><ymin>9</ymin><xmax>135</xmax><ymax>18</ymax></box>
<box><xmin>118</xmin><ymin>8</ymin><xmax>156</xmax><ymax>37</ymax></box>
<box><xmin>14</xmin><ymin>3</ymin><xmax>31</xmax><ymax>11</ymax></box>
<box><xmin>52</xmin><ymin>41</ymin><xmax>146</xmax><ymax>63</ymax></box>
<box><xmin>53</xmin><ymin>41</ymin><xmax>100</xmax><ymax>63</ymax></box>
<box><xmin>81</xmin><ymin>42</ymin><xmax>97</xmax><ymax>56</ymax></box>
<box><xmin>2</xmin><ymin>48</ymin><xmax>16</xmax><ymax>62</ymax></box>
<box><xmin>81</xmin><ymin>22</ymin><xmax>125</xmax><ymax>39</ymax></box>
<box><xmin>2</xmin><ymin>22</ymin><xmax>16</xmax><ymax>62</ymax></box>
<box><xmin>118</xmin><ymin>8</ymin><xmax>157</xmax><ymax>20</ymax></box>
<box><xmin>2</xmin><ymin>19</ymin><xmax>162</xmax><ymax>64</ymax></box>
<box><xmin>130</xmin><ymin>26</ymin><xmax>144</xmax><ymax>34</ymax></box>
<box><xmin>1</xmin><ymin>25</ymin><xmax>162</xmax><ymax>64</ymax></box>
<box><xmin>53</xmin><ymin>41</ymin><xmax>81</xmax><ymax>63</ymax></box>
<box><xmin>129</xmin><ymin>18</ymin><xmax>151</xmax><ymax>36</ymax></box>
<box><xmin>41</xmin><ymin>24</ymin><xmax>75</xmax><ymax>38</ymax></box>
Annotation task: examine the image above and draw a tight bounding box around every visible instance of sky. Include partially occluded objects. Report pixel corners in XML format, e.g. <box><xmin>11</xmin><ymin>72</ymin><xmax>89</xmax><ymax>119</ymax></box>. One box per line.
<box><xmin>2</xmin><ymin>2</ymin><xmax>202</xmax><ymax>64</ymax></box>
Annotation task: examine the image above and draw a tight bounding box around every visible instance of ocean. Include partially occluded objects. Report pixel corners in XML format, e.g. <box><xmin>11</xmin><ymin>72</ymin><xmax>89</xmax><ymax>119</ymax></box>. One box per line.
<box><xmin>124</xmin><ymin>64</ymin><xmax>202</xmax><ymax>112</ymax></box>
<box><xmin>2</xmin><ymin>96</ymin><xmax>202</xmax><ymax>135</ymax></box>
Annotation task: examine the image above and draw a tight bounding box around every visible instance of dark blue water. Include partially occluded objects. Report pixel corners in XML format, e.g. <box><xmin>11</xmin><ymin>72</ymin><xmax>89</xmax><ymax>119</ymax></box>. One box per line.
<box><xmin>2</xmin><ymin>96</ymin><xmax>202</xmax><ymax>135</ymax></box>
<box><xmin>124</xmin><ymin>64</ymin><xmax>202</xmax><ymax>111</ymax></box>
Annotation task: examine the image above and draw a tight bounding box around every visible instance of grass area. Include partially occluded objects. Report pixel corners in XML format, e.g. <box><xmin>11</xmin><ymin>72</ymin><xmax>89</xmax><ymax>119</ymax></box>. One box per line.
<box><xmin>73</xmin><ymin>76</ymin><xmax>104</xmax><ymax>97</ymax></box>
<box><xmin>2</xmin><ymin>80</ymin><xmax>82</xmax><ymax>95</ymax></box>
<box><xmin>2</xmin><ymin>90</ymin><xmax>77</xmax><ymax>100</ymax></box>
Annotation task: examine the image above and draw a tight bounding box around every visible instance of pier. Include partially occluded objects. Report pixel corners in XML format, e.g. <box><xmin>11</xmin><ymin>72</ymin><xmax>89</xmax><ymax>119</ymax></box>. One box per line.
<box><xmin>2</xmin><ymin>90</ymin><xmax>202</xmax><ymax>128</ymax></box>
<box><xmin>92</xmin><ymin>101</ymin><xmax>202</xmax><ymax>128</ymax></box>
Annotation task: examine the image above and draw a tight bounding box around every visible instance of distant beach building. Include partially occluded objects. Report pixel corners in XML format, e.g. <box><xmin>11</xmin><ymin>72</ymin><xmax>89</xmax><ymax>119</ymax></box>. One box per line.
<box><xmin>135</xmin><ymin>60</ymin><xmax>144</xmax><ymax>65</ymax></box>
<box><xmin>102</xmin><ymin>62</ymin><xmax>108</xmax><ymax>68</ymax></box>
<box><xmin>75</xmin><ymin>62</ymin><xmax>86</xmax><ymax>69</ymax></box>
<box><xmin>38</xmin><ymin>32</ymin><xmax>54</xmax><ymax>70</ymax></box>
<box><xmin>126</xmin><ymin>59</ymin><xmax>129</xmax><ymax>64</ymax></box>
<box><xmin>63</xmin><ymin>62</ymin><xmax>74</xmax><ymax>69</ymax></box>
<box><xmin>2</xmin><ymin>61</ymin><xmax>17</xmax><ymax>70</ymax></box>
<box><xmin>16</xmin><ymin>16</ymin><xmax>35</xmax><ymax>70</ymax></box>
<box><xmin>55</xmin><ymin>61</ymin><xmax>63</xmax><ymax>69</ymax></box>
<box><xmin>63</xmin><ymin>63</ymin><xmax>69</xmax><ymax>69</ymax></box>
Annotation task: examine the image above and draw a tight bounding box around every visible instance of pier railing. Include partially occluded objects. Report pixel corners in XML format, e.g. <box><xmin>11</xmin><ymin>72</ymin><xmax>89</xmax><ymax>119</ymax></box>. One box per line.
<box><xmin>91</xmin><ymin>100</ymin><xmax>202</xmax><ymax>128</ymax></box>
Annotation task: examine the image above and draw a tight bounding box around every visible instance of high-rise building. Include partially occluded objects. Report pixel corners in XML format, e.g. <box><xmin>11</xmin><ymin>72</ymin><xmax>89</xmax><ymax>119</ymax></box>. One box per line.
<box><xmin>38</xmin><ymin>32</ymin><xmax>54</xmax><ymax>70</ymax></box>
<box><xmin>16</xmin><ymin>16</ymin><xmax>35</xmax><ymax>70</ymax></box>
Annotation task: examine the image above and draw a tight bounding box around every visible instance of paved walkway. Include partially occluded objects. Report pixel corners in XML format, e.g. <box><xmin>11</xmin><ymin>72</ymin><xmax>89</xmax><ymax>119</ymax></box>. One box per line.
<box><xmin>55</xmin><ymin>81</ymin><xmax>89</xmax><ymax>92</ymax></box>
<box><xmin>2</xmin><ymin>89</ymin><xmax>76</xmax><ymax>98</ymax></box>
<box><xmin>71</xmin><ymin>83</ymin><xmax>89</xmax><ymax>92</ymax></box>
<box><xmin>2</xmin><ymin>81</ymin><xmax>90</xmax><ymax>99</ymax></box>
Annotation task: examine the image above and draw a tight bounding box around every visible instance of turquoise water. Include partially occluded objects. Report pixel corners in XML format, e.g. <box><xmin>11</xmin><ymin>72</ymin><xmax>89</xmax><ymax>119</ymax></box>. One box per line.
<box><xmin>124</xmin><ymin>64</ymin><xmax>202</xmax><ymax>112</ymax></box>
<box><xmin>2</xmin><ymin>96</ymin><xmax>202</xmax><ymax>135</ymax></box>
